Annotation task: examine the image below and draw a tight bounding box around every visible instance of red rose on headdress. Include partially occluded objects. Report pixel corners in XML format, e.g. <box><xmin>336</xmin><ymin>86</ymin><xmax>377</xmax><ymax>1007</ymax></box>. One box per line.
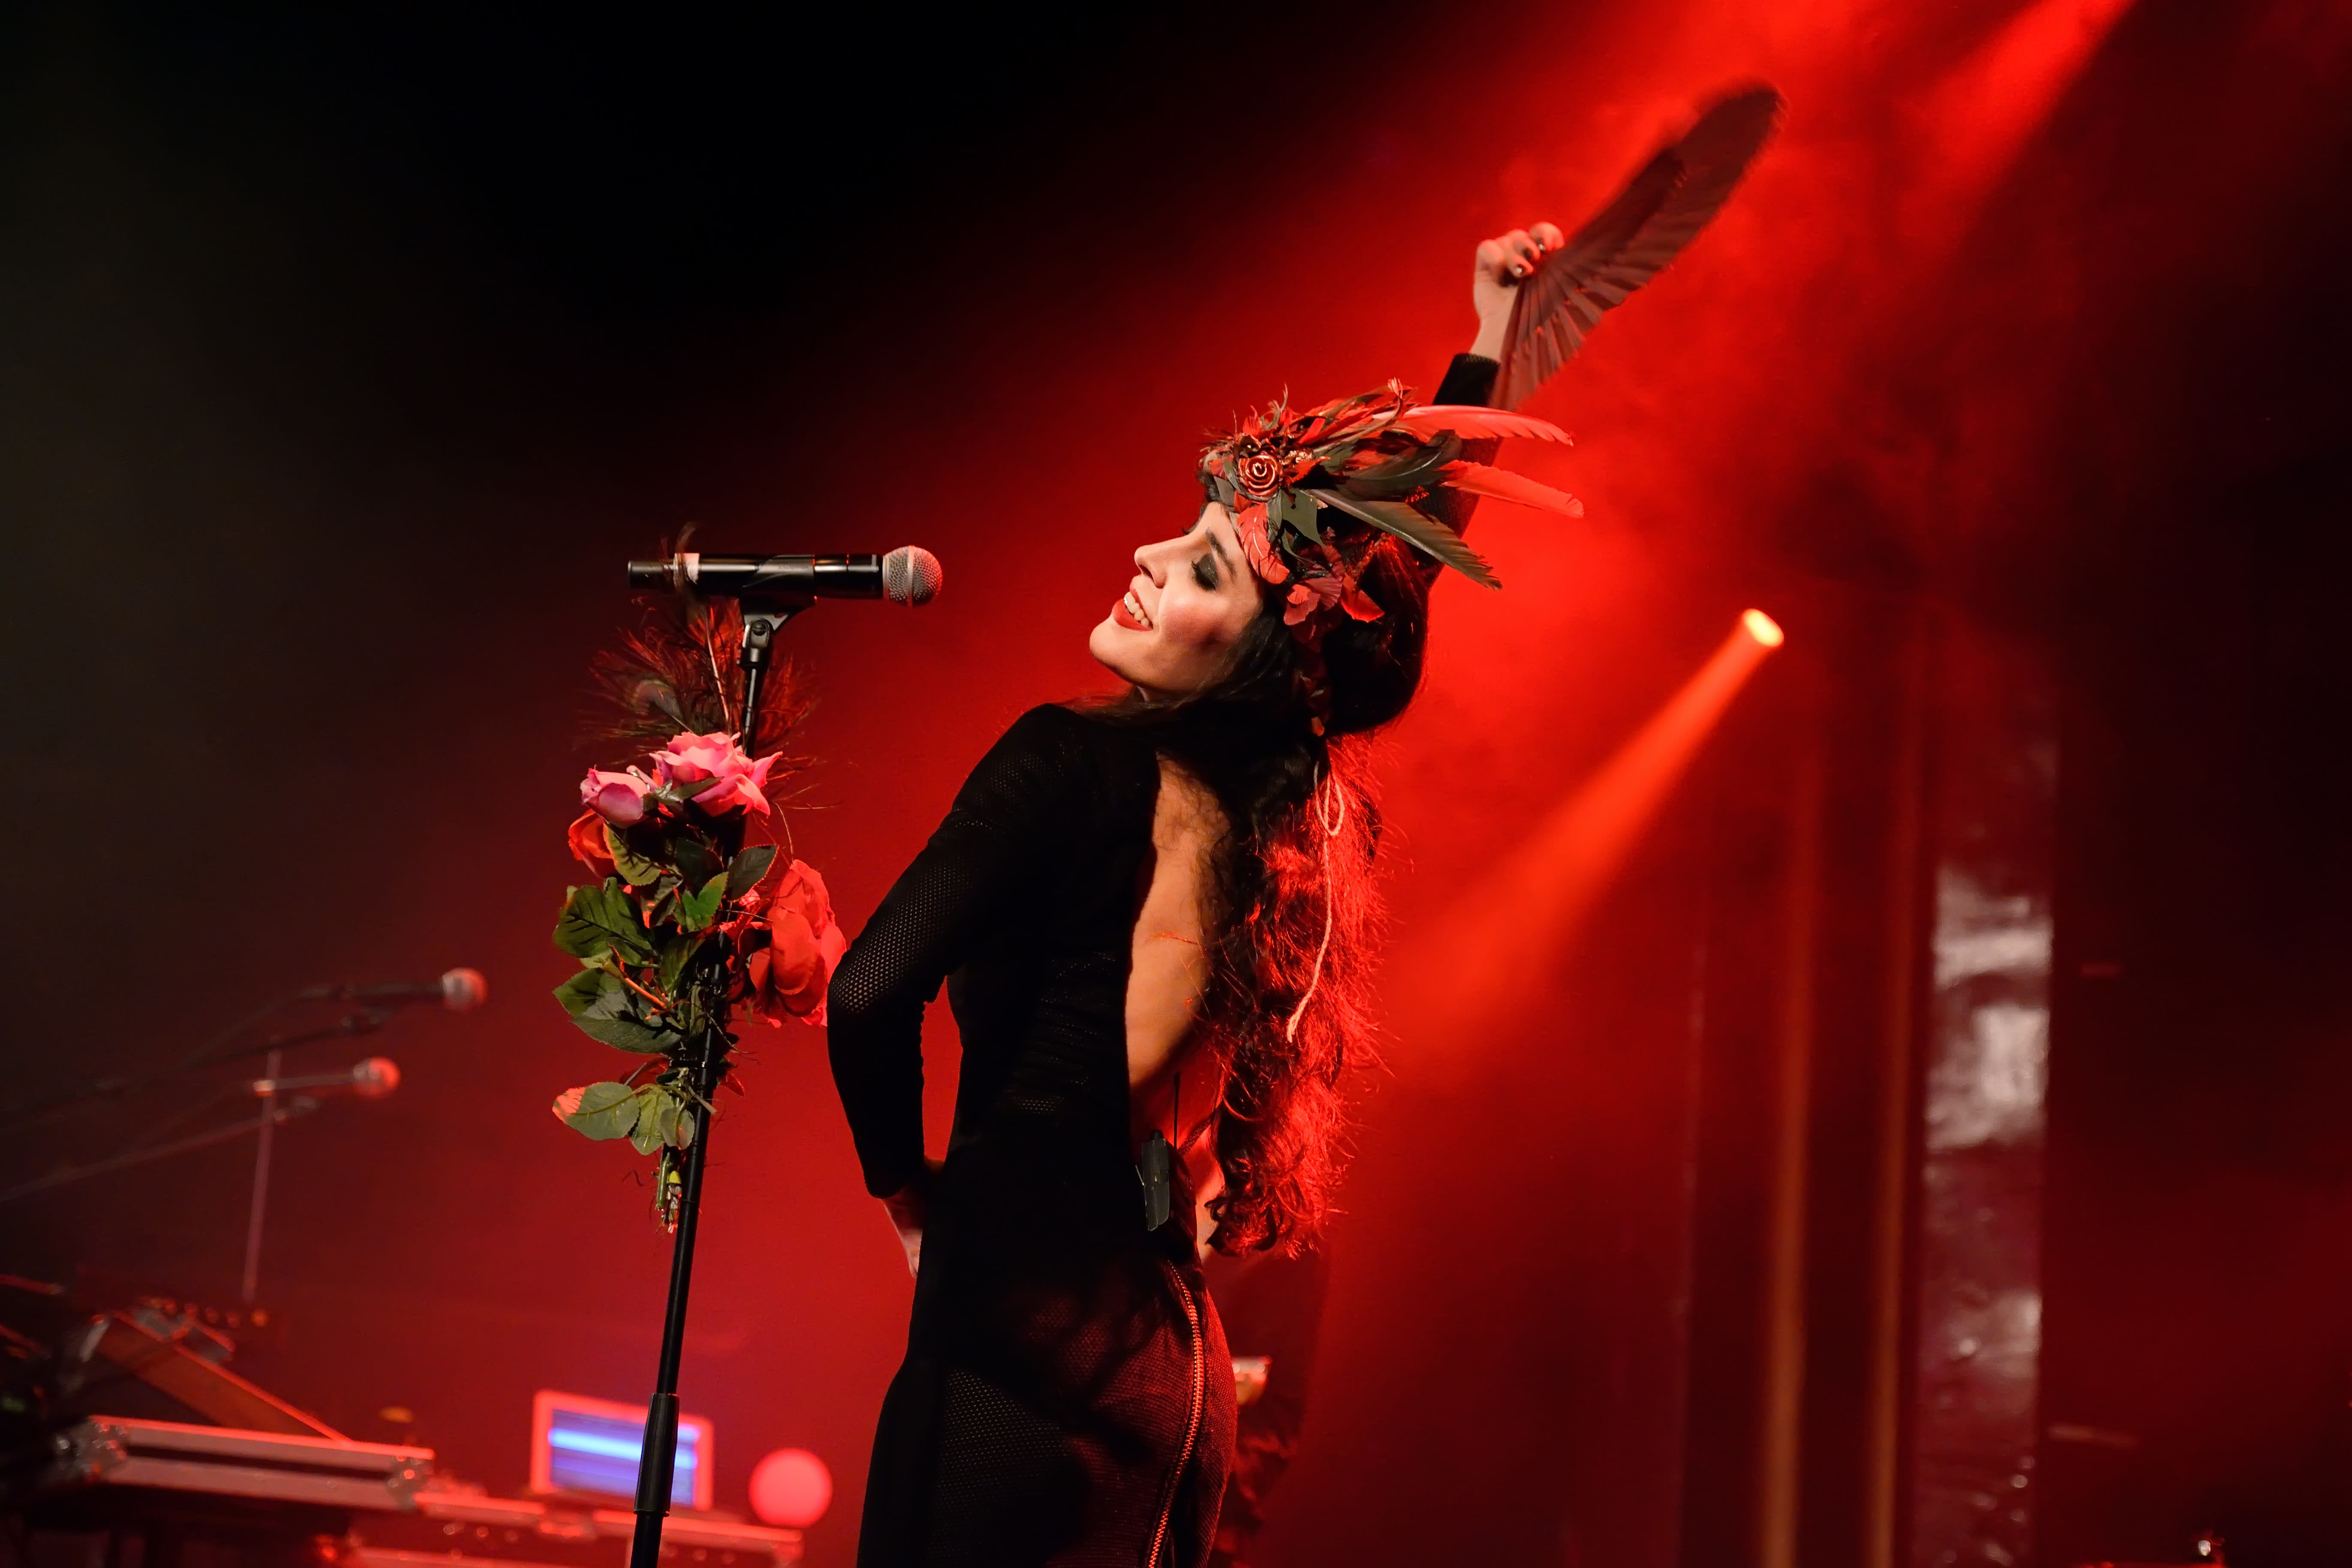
<box><xmin>1232</xmin><ymin>449</ymin><xmax>1286</xmax><ymax>502</ymax></box>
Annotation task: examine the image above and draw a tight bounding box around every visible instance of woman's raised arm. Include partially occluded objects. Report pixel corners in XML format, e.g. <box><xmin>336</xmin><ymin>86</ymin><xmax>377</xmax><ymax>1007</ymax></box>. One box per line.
<box><xmin>1468</xmin><ymin>220</ymin><xmax>1566</xmax><ymax>363</ymax></box>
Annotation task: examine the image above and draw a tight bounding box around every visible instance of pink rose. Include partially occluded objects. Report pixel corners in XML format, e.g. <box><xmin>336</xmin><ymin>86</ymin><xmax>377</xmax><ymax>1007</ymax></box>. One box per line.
<box><xmin>654</xmin><ymin>732</ymin><xmax>777</xmax><ymax>817</ymax></box>
<box><xmin>581</xmin><ymin>768</ymin><xmax>650</xmax><ymax>825</ymax></box>
<box><xmin>746</xmin><ymin>859</ymin><xmax>848</xmax><ymax>1026</ymax></box>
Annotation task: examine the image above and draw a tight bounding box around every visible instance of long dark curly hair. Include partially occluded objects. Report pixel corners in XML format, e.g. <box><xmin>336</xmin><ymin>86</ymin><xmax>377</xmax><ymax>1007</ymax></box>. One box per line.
<box><xmin>1093</xmin><ymin>534</ymin><xmax>1436</xmax><ymax>1253</ymax></box>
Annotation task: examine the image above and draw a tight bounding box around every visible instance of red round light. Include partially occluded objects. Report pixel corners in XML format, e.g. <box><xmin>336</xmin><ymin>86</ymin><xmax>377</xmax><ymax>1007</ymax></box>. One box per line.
<box><xmin>748</xmin><ymin>1448</ymin><xmax>832</xmax><ymax>1529</ymax></box>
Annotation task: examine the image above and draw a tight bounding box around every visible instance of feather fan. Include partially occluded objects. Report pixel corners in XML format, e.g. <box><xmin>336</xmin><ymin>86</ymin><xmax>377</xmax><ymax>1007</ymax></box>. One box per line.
<box><xmin>1496</xmin><ymin>85</ymin><xmax>1783</xmax><ymax>411</ymax></box>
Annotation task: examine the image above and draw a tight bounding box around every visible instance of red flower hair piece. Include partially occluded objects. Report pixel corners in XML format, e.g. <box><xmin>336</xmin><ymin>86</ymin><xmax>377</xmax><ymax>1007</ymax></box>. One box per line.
<box><xmin>1198</xmin><ymin>383</ymin><xmax>1580</xmax><ymax>644</ymax></box>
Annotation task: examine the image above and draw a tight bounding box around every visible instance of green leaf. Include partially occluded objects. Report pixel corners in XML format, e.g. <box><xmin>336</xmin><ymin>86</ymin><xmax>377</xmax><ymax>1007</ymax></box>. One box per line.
<box><xmin>552</xmin><ymin>966</ymin><xmax>614</xmax><ymax>1018</ymax></box>
<box><xmin>725</xmin><ymin>843</ymin><xmax>777</xmax><ymax>899</ymax></box>
<box><xmin>606</xmin><ymin>825</ymin><xmax>669</xmax><ymax>888</ymax></box>
<box><xmin>672</xmin><ymin>834</ymin><xmax>723</xmax><ymax>892</ymax></box>
<box><xmin>629</xmin><ymin>1087</ymin><xmax>680</xmax><ymax>1154</ymax></box>
<box><xmin>675</xmin><ymin>873</ymin><xmax>728</xmax><ymax>933</ymax></box>
<box><xmin>552</xmin><ymin>882</ymin><xmax>657</xmax><ymax>964</ymax></box>
<box><xmin>551</xmin><ymin>969</ymin><xmax>678</xmax><ymax>1054</ymax></box>
<box><xmin>657</xmin><ymin>932</ymin><xmax>703</xmax><ymax>998</ymax></box>
<box><xmin>674</xmin><ymin>1108</ymin><xmax>697</xmax><ymax>1149</ymax></box>
<box><xmin>1274</xmin><ymin>488</ymin><xmax>1322</xmax><ymax>545</ymax></box>
<box><xmin>560</xmin><ymin>1081</ymin><xmax>642</xmax><ymax>1141</ymax></box>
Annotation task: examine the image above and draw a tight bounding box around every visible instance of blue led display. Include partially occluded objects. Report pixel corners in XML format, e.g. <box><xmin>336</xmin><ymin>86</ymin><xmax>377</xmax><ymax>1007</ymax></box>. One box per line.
<box><xmin>543</xmin><ymin>1405</ymin><xmax>699</xmax><ymax>1505</ymax></box>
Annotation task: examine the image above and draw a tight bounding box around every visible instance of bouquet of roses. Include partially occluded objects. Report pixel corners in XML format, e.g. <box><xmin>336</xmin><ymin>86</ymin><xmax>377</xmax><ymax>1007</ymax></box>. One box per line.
<box><xmin>548</xmin><ymin>602</ymin><xmax>844</xmax><ymax>1226</ymax></box>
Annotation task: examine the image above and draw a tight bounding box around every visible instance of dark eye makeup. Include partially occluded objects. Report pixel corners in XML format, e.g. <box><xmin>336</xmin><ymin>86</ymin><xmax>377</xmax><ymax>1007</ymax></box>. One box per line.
<box><xmin>1192</xmin><ymin>555</ymin><xmax>1218</xmax><ymax>590</ymax></box>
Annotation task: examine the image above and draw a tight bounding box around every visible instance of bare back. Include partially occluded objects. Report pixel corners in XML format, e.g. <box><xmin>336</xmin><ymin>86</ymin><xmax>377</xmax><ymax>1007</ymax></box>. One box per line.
<box><xmin>1127</xmin><ymin>757</ymin><xmax>1228</xmax><ymax>1235</ymax></box>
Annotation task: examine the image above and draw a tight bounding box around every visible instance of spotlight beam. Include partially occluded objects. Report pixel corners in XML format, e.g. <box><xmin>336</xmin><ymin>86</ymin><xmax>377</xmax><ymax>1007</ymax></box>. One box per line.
<box><xmin>1389</xmin><ymin>613</ymin><xmax>1783</xmax><ymax>1063</ymax></box>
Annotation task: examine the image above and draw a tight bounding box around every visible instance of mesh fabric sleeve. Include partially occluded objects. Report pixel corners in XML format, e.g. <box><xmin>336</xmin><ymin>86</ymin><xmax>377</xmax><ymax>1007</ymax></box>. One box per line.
<box><xmin>1433</xmin><ymin>352</ymin><xmax>1500</xmax><ymax>407</ymax></box>
<box><xmin>825</xmin><ymin>705</ymin><xmax>1095</xmax><ymax>1198</ymax></box>
<box><xmin>1427</xmin><ymin>353</ymin><xmax>1502</xmax><ymax>544</ymax></box>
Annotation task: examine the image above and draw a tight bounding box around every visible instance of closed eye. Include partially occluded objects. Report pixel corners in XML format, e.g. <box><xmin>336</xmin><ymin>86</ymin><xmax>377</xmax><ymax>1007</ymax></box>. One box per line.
<box><xmin>1192</xmin><ymin>555</ymin><xmax>1218</xmax><ymax>590</ymax></box>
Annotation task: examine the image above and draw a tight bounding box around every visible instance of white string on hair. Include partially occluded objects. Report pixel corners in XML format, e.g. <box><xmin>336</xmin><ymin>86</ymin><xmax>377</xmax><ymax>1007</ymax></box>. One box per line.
<box><xmin>1284</xmin><ymin>769</ymin><xmax>1350</xmax><ymax>1042</ymax></box>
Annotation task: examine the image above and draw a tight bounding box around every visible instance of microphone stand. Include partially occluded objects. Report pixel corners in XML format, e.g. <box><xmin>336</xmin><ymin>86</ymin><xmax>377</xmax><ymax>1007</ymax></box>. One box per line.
<box><xmin>0</xmin><ymin>1097</ymin><xmax>323</xmax><ymax>1206</ymax></box>
<box><xmin>26</xmin><ymin>999</ymin><xmax>391</xmax><ymax>1124</ymax></box>
<box><xmin>6</xmin><ymin>1011</ymin><xmax>392</xmax><ymax>1199</ymax></box>
<box><xmin>241</xmin><ymin>1049</ymin><xmax>281</xmax><ymax>1306</ymax></box>
<box><xmin>629</xmin><ymin>597</ymin><xmax>803</xmax><ymax>1567</ymax></box>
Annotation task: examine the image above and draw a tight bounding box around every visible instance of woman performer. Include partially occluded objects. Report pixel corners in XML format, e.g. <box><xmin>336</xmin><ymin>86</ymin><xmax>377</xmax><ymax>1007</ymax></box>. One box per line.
<box><xmin>825</xmin><ymin>219</ymin><xmax>1570</xmax><ymax>1568</ymax></box>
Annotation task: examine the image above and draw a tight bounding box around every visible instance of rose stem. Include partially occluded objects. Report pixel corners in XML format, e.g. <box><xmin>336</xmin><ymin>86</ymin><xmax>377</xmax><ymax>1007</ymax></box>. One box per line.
<box><xmin>620</xmin><ymin>973</ymin><xmax>672</xmax><ymax>1014</ymax></box>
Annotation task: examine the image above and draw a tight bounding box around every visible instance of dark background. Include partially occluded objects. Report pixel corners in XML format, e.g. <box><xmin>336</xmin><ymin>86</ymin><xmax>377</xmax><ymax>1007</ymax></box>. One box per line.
<box><xmin>5</xmin><ymin>2</ymin><xmax>2352</xmax><ymax>1565</ymax></box>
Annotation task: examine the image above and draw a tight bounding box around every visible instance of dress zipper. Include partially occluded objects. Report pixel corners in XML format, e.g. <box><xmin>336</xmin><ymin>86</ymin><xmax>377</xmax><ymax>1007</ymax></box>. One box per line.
<box><xmin>1144</xmin><ymin>1259</ymin><xmax>1207</xmax><ymax>1568</ymax></box>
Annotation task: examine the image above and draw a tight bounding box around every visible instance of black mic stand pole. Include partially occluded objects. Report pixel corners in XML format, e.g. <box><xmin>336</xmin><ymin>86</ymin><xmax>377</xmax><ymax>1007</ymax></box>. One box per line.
<box><xmin>629</xmin><ymin>597</ymin><xmax>804</xmax><ymax>1568</ymax></box>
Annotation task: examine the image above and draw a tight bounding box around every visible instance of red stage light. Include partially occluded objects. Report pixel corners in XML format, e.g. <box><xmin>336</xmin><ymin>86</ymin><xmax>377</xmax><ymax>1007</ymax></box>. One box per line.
<box><xmin>748</xmin><ymin>1447</ymin><xmax>832</xmax><ymax>1529</ymax></box>
<box><xmin>1386</xmin><ymin>612</ymin><xmax>1785</xmax><ymax>1066</ymax></box>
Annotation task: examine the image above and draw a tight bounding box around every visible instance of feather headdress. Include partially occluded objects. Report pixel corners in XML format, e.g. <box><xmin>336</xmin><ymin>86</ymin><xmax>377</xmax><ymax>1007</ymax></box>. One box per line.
<box><xmin>1198</xmin><ymin>381</ymin><xmax>1578</xmax><ymax>638</ymax></box>
<box><xmin>1202</xmin><ymin>83</ymin><xmax>1782</xmax><ymax>639</ymax></box>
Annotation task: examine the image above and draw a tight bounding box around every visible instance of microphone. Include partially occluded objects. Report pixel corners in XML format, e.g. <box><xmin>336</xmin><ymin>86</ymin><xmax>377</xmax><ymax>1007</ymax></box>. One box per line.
<box><xmin>627</xmin><ymin>548</ymin><xmax>943</xmax><ymax>608</ymax></box>
<box><xmin>305</xmin><ymin>969</ymin><xmax>488</xmax><ymax>1012</ymax></box>
<box><xmin>250</xmin><ymin>1057</ymin><xmax>401</xmax><ymax>1099</ymax></box>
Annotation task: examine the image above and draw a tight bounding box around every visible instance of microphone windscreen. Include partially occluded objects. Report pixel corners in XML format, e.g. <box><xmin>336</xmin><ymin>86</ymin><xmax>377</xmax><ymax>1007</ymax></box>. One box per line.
<box><xmin>353</xmin><ymin>1057</ymin><xmax>402</xmax><ymax>1098</ymax></box>
<box><xmin>440</xmin><ymin>967</ymin><xmax>488</xmax><ymax>1012</ymax></box>
<box><xmin>882</xmin><ymin>546</ymin><xmax>943</xmax><ymax>607</ymax></box>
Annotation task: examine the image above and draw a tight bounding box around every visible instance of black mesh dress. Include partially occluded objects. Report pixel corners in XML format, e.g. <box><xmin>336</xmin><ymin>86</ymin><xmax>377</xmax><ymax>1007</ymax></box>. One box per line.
<box><xmin>828</xmin><ymin>704</ymin><xmax>1235</xmax><ymax>1568</ymax></box>
<box><xmin>828</xmin><ymin>354</ymin><xmax>1499</xmax><ymax>1568</ymax></box>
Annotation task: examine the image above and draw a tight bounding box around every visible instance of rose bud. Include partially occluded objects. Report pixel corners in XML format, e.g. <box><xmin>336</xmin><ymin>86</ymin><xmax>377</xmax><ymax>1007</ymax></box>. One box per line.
<box><xmin>566</xmin><ymin>811</ymin><xmax>619</xmax><ymax>879</ymax></box>
<box><xmin>581</xmin><ymin>768</ymin><xmax>650</xmax><ymax>825</ymax></box>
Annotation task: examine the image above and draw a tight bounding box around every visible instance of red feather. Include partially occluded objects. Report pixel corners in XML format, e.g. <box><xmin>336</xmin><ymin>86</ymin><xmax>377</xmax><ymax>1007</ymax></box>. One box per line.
<box><xmin>1439</xmin><ymin>461</ymin><xmax>1585</xmax><ymax>517</ymax></box>
<box><xmin>1391</xmin><ymin>406</ymin><xmax>1574</xmax><ymax>443</ymax></box>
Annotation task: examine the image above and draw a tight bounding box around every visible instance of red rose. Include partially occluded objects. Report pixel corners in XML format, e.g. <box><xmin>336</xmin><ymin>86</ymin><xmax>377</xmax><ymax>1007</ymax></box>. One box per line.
<box><xmin>566</xmin><ymin>811</ymin><xmax>619</xmax><ymax>879</ymax></box>
<box><xmin>746</xmin><ymin>859</ymin><xmax>848</xmax><ymax>1027</ymax></box>
<box><xmin>1233</xmin><ymin>450</ymin><xmax>1286</xmax><ymax>501</ymax></box>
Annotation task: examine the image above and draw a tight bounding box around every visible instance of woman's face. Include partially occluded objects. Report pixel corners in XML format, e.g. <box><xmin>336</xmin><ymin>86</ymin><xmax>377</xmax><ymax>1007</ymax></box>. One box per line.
<box><xmin>1089</xmin><ymin>502</ymin><xmax>1264</xmax><ymax>697</ymax></box>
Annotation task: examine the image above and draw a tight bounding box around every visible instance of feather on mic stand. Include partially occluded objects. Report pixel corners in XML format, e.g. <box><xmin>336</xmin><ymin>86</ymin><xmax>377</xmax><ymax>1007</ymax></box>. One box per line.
<box><xmin>627</xmin><ymin>593</ymin><xmax>801</xmax><ymax>1568</ymax></box>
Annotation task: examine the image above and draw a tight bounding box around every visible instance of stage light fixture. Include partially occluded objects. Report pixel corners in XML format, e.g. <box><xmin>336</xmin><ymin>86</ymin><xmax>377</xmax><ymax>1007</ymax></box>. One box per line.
<box><xmin>1742</xmin><ymin>608</ymin><xmax>1785</xmax><ymax>647</ymax></box>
